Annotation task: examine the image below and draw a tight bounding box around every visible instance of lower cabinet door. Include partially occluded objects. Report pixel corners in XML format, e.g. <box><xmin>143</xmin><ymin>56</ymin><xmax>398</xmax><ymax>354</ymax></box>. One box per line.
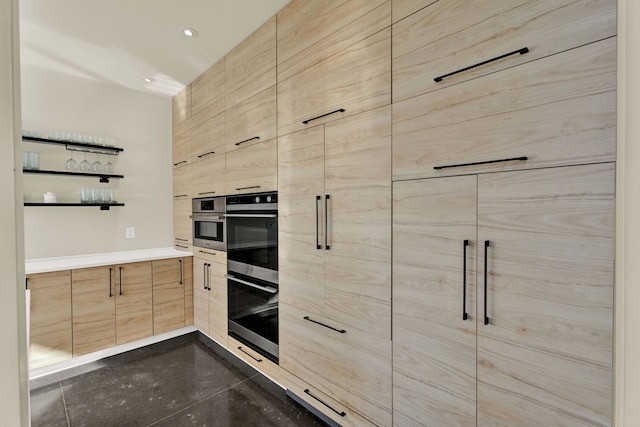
<box><xmin>28</xmin><ymin>270</ymin><xmax>72</xmax><ymax>368</ymax></box>
<box><xmin>208</xmin><ymin>259</ymin><xmax>227</xmax><ymax>346</ymax></box>
<box><xmin>279</xmin><ymin>303</ymin><xmax>392</xmax><ymax>426</ymax></box>
<box><xmin>115</xmin><ymin>261</ymin><xmax>153</xmax><ymax>344</ymax></box>
<box><xmin>72</xmin><ymin>266</ymin><xmax>116</xmax><ymax>356</ymax></box>
<box><xmin>152</xmin><ymin>258</ymin><xmax>186</xmax><ymax>335</ymax></box>
<box><xmin>193</xmin><ymin>257</ymin><xmax>210</xmax><ymax>336</ymax></box>
<box><xmin>227</xmin><ymin>335</ymin><xmax>280</xmax><ymax>383</ymax></box>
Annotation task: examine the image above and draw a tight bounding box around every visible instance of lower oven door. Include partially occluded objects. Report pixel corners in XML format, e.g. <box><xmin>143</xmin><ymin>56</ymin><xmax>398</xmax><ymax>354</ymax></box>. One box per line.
<box><xmin>227</xmin><ymin>272</ymin><xmax>279</xmax><ymax>363</ymax></box>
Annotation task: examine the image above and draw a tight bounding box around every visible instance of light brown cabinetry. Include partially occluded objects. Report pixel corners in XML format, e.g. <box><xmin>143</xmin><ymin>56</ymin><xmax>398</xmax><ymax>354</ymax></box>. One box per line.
<box><xmin>225</xmin><ymin>138</ymin><xmax>277</xmax><ymax>196</ymax></box>
<box><xmin>392</xmin><ymin>0</ymin><xmax>616</xmax><ymax>103</ymax></box>
<box><xmin>277</xmin><ymin>0</ymin><xmax>390</xmax><ymax>82</ymax></box>
<box><xmin>193</xmin><ymin>249</ymin><xmax>227</xmax><ymax>346</ymax></box>
<box><xmin>190</xmin><ymin>112</ymin><xmax>225</xmax><ymax>163</ymax></box>
<box><xmin>225</xmin><ymin>85</ymin><xmax>276</xmax><ymax>153</ymax></box>
<box><xmin>393</xmin><ymin>163</ymin><xmax>614</xmax><ymax>426</ymax></box>
<box><xmin>191</xmin><ymin>58</ymin><xmax>225</xmax><ymax>120</ymax></box>
<box><xmin>393</xmin><ymin>38</ymin><xmax>616</xmax><ymax>181</ymax></box>
<box><xmin>152</xmin><ymin>257</ymin><xmax>192</xmax><ymax>334</ymax></box>
<box><xmin>173</xmin><ymin>198</ymin><xmax>192</xmax><ymax>246</ymax></box>
<box><xmin>278</xmin><ymin>107</ymin><xmax>392</xmax><ymax>425</ymax></box>
<box><xmin>115</xmin><ymin>262</ymin><xmax>153</xmax><ymax>344</ymax></box>
<box><xmin>192</xmin><ymin>153</ymin><xmax>225</xmax><ymax>198</ymax></box>
<box><xmin>27</xmin><ymin>271</ymin><xmax>72</xmax><ymax>369</ymax></box>
<box><xmin>227</xmin><ymin>335</ymin><xmax>281</xmax><ymax>383</ymax></box>
<box><xmin>277</xmin><ymin>26</ymin><xmax>391</xmax><ymax>136</ymax></box>
<box><xmin>172</xmin><ymin>84</ymin><xmax>191</xmax><ymax>136</ymax></box>
<box><xmin>173</xmin><ymin>163</ymin><xmax>192</xmax><ymax>200</ymax></box>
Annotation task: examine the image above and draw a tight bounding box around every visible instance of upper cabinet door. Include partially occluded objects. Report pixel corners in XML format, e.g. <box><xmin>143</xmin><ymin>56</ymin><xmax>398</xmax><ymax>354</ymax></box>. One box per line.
<box><xmin>277</xmin><ymin>0</ymin><xmax>390</xmax><ymax>82</ymax></box>
<box><xmin>278</xmin><ymin>27</ymin><xmax>391</xmax><ymax>136</ymax></box>
<box><xmin>225</xmin><ymin>16</ymin><xmax>276</xmax><ymax>109</ymax></box>
<box><xmin>191</xmin><ymin>58</ymin><xmax>225</xmax><ymax>121</ymax></box>
<box><xmin>477</xmin><ymin>163</ymin><xmax>614</xmax><ymax>426</ymax></box>
<box><xmin>392</xmin><ymin>0</ymin><xmax>436</xmax><ymax>23</ymax></box>
<box><xmin>393</xmin><ymin>38</ymin><xmax>616</xmax><ymax>181</ymax></box>
<box><xmin>225</xmin><ymin>85</ymin><xmax>276</xmax><ymax>153</ymax></box>
<box><xmin>392</xmin><ymin>0</ymin><xmax>617</xmax><ymax>103</ymax></box>
<box><xmin>190</xmin><ymin>112</ymin><xmax>225</xmax><ymax>162</ymax></box>
<box><xmin>172</xmin><ymin>85</ymin><xmax>191</xmax><ymax>133</ymax></box>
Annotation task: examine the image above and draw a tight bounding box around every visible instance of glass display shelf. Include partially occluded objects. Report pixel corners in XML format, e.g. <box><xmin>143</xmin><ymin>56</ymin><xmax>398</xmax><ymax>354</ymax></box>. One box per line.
<box><xmin>24</xmin><ymin>202</ymin><xmax>125</xmax><ymax>211</ymax></box>
<box><xmin>23</xmin><ymin>168</ymin><xmax>124</xmax><ymax>183</ymax></box>
<box><xmin>22</xmin><ymin>136</ymin><xmax>123</xmax><ymax>154</ymax></box>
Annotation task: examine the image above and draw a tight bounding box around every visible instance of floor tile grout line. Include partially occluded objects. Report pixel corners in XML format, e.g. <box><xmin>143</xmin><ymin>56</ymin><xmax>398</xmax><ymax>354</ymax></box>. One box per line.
<box><xmin>145</xmin><ymin>376</ymin><xmax>259</xmax><ymax>427</ymax></box>
<box><xmin>58</xmin><ymin>378</ymin><xmax>71</xmax><ymax>427</ymax></box>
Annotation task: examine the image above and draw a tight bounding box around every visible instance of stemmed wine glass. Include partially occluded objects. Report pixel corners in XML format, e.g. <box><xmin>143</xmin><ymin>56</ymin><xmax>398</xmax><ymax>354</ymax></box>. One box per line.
<box><xmin>104</xmin><ymin>155</ymin><xmax>114</xmax><ymax>173</ymax></box>
<box><xmin>92</xmin><ymin>154</ymin><xmax>103</xmax><ymax>173</ymax></box>
<box><xmin>65</xmin><ymin>152</ymin><xmax>77</xmax><ymax>170</ymax></box>
<box><xmin>80</xmin><ymin>152</ymin><xmax>91</xmax><ymax>172</ymax></box>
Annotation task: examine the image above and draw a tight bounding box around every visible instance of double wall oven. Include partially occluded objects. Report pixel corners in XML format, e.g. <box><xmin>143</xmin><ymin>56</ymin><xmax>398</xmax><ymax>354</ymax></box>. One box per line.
<box><xmin>225</xmin><ymin>192</ymin><xmax>279</xmax><ymax>363</ymax></box>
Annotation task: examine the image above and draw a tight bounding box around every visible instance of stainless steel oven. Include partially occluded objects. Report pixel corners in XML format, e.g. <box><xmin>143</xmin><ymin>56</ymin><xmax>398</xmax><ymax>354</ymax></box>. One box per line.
<box><xmin>226</xmin><ymin>192</ymin><xmax>279</xmax><ymax>362</ymax></box>
<box><xmin>192</xmin><ymin>197</ymin><xmax>226</xmax><ymax>251</ymax></box>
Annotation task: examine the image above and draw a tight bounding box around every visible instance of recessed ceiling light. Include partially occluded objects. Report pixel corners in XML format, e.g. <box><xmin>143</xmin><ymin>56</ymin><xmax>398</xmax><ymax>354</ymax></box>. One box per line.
<box><xmin>182</xmin><ymin>27</ymin><xmax>198</xmax><ymax>38</ymax></box>
<box><xmin>143</xmin><ymin>77</ymin><xmax>155</xmax><ymax>83</ymax></box>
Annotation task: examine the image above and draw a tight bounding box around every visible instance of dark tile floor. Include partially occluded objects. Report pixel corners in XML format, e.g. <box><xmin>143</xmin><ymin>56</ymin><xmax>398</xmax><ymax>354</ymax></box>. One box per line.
<box><xmin>30</xmin><ymin>333</ymin><xmax>327</xmax><ymax>427</ymax></box>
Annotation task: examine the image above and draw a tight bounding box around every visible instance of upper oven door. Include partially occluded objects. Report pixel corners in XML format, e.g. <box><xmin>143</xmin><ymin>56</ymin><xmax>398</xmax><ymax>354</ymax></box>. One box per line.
<box><xmin>226</xmin><ymin>212</ymin><xmax>278</xmax><ymax>274</ymax></box>
<box><xmin>193</xmin><ymin>216</ymin><xmax>225</xmax><ymax>250</ymax></box>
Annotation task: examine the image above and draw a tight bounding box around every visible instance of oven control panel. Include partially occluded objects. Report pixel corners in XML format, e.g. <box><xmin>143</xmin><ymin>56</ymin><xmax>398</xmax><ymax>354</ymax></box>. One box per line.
<box><xmin>227</xmin><ymin>192</ymin><xmax>277</xmax><ymax>206</ymax></box>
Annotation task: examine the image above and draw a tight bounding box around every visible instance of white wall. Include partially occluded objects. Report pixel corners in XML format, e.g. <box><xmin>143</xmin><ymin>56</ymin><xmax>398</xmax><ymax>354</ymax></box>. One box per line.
<box><xmin>0</xmin><ymin>0</ymin><xmax>29</xmax><ymax>424</ymax></box>
<box><xmin>20</xmin><ymin>65</ymin><xmax>173</xmax><ymax>259</ymax></box>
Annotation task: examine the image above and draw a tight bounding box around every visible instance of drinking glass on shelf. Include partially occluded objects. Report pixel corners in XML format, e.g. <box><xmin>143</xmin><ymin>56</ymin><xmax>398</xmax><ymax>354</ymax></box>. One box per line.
<box><xmin>92</xmin><ymin>154</ymin><xmax>103</xmax><ymax>173</ymax></box>
<box><xmin>65</xmin><ymin>152</ymin><xmax>77</xmax><ymax>170</ymax></box>
<box><xmin>80</xmin><ymin>188</ymin><xmax>92</xmax><ymax>204</ymax></box>
<box><xmin>28</xmin><ymin>152</ymin><xmax>39</xmax><ymax>170</ymax></box>
<box><xmin>80</xmin><ymin>152</ymin><xmax>91</xmax><ymax>172</ymax></box>
<box><xmin>104</xmin><ymin>155</ymin><xmax>114</xmax><ymax>173</ymax></box>
<box><xmin>91</xmin><ymin>188</ymin><xmax>102</xmax><ymax>203</ymax></box>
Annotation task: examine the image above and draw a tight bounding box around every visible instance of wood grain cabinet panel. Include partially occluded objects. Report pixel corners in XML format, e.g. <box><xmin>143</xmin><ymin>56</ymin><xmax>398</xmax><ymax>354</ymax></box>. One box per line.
<box><xmin>27</xmin><ymin>271</ymin><xmax>72</xmax><ymax>369</ymax></box>
<box><xmin>193</xmin><ymin>256</ymin><xmax>210</xmax><ymax>336</ymax></box>
<box><xmin>115</xmin><ymin>261</ymin><xmax>153</xmax><ymax>345</ymax></box>
<box><xmin>152</xmin><ymin>258</ymin><xmax>187</xmax><ymax>335</ymax></box>
<box><xmin>173</xmin><ymin>163</ymin><xmax>192</xmax><ymax>200</ymax></box>
<box><xmin>72</xmin><ymin>266</ymin><xmax>116</xmax><ymax>356</ymax></box>
<box><xmin>277</xmin><ymin>27</ymin><xmax>391</xmax><ymax>136</ymax></box>
<box><xmin>391</xmin><ymin>0</ymin><xmax>436</xmax><ymax>23</ymax></box>
<box><xmin>225</xmin><ymin>85</ymin><xmax>276</xmax><ymax>153</ymax></box>
<box><xmin>227</xmin><ymin>336</ymin><xmax>280</xmax><ymax>384</ymax></box>
<box><xmin>277</xmin><ymin>0</ymin><xmax>390</xmax><ymax>82</ymax></box>
<box><xmin>392</xmin><ymin>163</ymin><xmax>614</xmax><ymax>426</ymax></box>
<box><xmin>190</xmin><ymin>112</ymin><xmax>225</xmax><ymax>163</ymax></box>
<box><xmin>192</xmin><ymin>154</ymin><xmax>225</xmax><ymax>198</ymax></box>
<box><xmin>225</xmin><ymin>16</ymin><xmax>276</xmax><ymax>109</ymax></box>
<box><xmin>191</xmin><ymin>57</ymin><xmax>225</xmax><ymax>118</ymax></box>
<box><xmin>193</xmin><ymin>250</ymin><xmax>227</xmax><ymax>346</ymax></box>
<box><xmin>173</xmin><ymin>198</ymin><xmax>192</xmax><ymax>245</ymax></box>
<box><xmin>172</xmin><ymin>130</ymin><xmax>191</xmax><ymax>168</ymax></box>
<box><xmin>393</xmin><ymin>38</ymin><xmax>616</xmax><ymax>181</ymax></box>
<box><xmin>392</xmin><ymin>0</ymin><xmax>617</xmax><ymax>102</ymax></box>
<box><xmin>183</xmin><ymin>257</ymin><xmax>194</xmax><ymax>326</ymax></box>
<box><xmin>207</xmin><ymin>258</ymin><xmax>227</xmax><ymax>346</ymax></box>
<box><xmin>172</xmin><ymin>84</ymin><xmax>191</xmax><ymax>130</ymax></box>
<box><xmin>225</xmin><ymin>138</ymin><xmax>277</xmax><ymax>195</ymax></box>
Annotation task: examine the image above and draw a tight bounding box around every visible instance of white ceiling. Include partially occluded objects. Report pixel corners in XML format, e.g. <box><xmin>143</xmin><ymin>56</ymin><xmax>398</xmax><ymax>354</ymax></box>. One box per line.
<box><xmin>19</xmin><ymin>0</ymin><xmax>290</xmax><ymax>97</ymax></box>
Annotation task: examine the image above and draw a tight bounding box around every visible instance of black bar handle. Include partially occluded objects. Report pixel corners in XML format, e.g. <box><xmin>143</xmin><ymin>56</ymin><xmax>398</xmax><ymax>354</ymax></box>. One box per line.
<box><xmin>238</xmin><ymin>346</ymin><xmax>262</xmax><ymax>362</ymax></box>
<box><xmin>434</xmin><ymin>47</ymin><xmax>529</xmax><ymax>83</ymax></box>
<box><xmin>175</xmin><ymin>238</ymin><xmax>188</xmax><ymax>242</ymax></box>
<box><xmin>109</xmin><ymin>267</ymin><xmax>112</xmax><ymax>298</ymax></box>
<box><xmin>235</xmin><ymin>185</ymin><xmax>261</xmax><ymax>191</ymax></box>
<box><xmin>463</xmin><ymin>240</ymin><xmax>469</xmax><ymax>321</ymax></box>
<box><xmin>173</xmin><ymin>160</ymin><xmax>188</xmax><ymax>167</ymax></box>
<box><xmin>303</xmin><ymin>316</ymin><xmax>346</xmax><ymax>334</ymax></box>
<box><xmin>302</xmin><ymin>109</ymin><xmax>345</xmax><ymax>125</ymax></box>
<box><xmin>303</xmin><ymin>389</ymin><xmax>347</xmax><ymax>417</ymax></box>
<box><xmin>316</xmin><ymin>196</ymin><xmax>321</xmax><ymax>250</ymax></box>
<box><xmin>434</xmin><ymin>156</ymin><xmax>528</xmax><ymax>171</ymax></box>
<box><xmin>198</xmin><ymin>250</ymin><xmax>217</xmax><ymax>256</ymax></box>
<box><xmin>198</xmin><ymin>191</ymin><xmax>217</xmax><ymax>195</ymax></box>
<box><xmin>235</xmin><ymin>136</ymin><xmax>260</xmax><ymax>146</ymax></box>
<box><xmin>197</xmin><ymin>151</ymin><xmax>216</xmax><ymax>158</ymax></box>
<box><xmin>325</xmin><ymin>194</ymin><xmax>330</xmax><ymax>250</ymax></box>
<box><xmin>203</xmin><ymin>262</ymin><xmax>207</xmax><ymax>290</ymax></box>
<box><xmin>25</xmin><ymin>278</ymin><xmax>28</xmax><ymax>290</ymax></box>
<box><xmin>484</xmin><ymin>240</ymin><xmax>491</xmax><ymax>326</ymax></box>
<box><xmin>179</xmin><ymin>259</ymin><xmax>183</xmax><ymax>286</ymax></box>
<box><xmin>119</xmin><ymin>266</ymin><xmax>123</xmax><ymax>296</ymax></box>
<box><xmin>175</xmin><ymin>244</ymin><xmax>189</xmax><ymax>249</ymax></box>
<box><xmin>206</xmin><ymin>263</ymin><xmax>211</xmax><ymax>291</ymax></box>
<box><xmin>174</xmin><ymin>194</ymin><xmax>188</xmax><ymax>199</ymax></box>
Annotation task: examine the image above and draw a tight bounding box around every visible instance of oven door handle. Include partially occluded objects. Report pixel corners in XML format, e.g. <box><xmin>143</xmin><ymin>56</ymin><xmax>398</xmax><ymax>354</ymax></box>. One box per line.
<box><xmin>227</xmin><ymin>275</ymin><xmax>278</xmax><ymax>294</ymax></box>
<box><xmin>224</xmin><ymin>214</ymin><xmax>277</xmax><ymax>218</ymax></box>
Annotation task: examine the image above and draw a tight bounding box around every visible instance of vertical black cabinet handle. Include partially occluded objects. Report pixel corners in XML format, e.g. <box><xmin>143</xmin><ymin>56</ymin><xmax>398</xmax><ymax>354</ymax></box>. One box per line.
<box><xmin>109</xmin><ymin>267</ymin><xmax>112</xmax><ymax>298</ymax></box>
<box><xmin>25</xmin><ymin>278</ymin><xmax>28</xmax><ymax>290</ymax></box>
<box><xmin>179</xmin><ymin>259</ymin><xmax>183</xmax><ymax>286</ymax></box>
<box><xmin>325</xmin><ymin>194</ymin><xmax>330</xmax><ymax>250</ymax></box>
<box><xmin>484</xmin><ymin>240</ymin><xmax>491</xmax><ymax>325</ymax></box>
<box><xmin>203</xmin><ymin>263</ymin><xmax>207</xmax><ymax>290</ymax></box>
<box><xmin>316</xmin><ymin>196</ymin><xmax>321</xmax><ymax>250</ymax></box>
<box><xmin>206</xmin><ymin>263</ymin><xmax>211</xmax><ymax>290</ymax></box>
<box><xmin>463</xmin><ymin>240</ymin><xmax>469</xmax><ymax>321</ymax></box>
<box><xmin>119</xmin><ymin>266</ymin><xmax>123</xmax><ymax>296</ymax></box>
<box><xmin>303</xmin><ymin>389</ymin><xmax>347</xmax><ymax>417</ymax></box>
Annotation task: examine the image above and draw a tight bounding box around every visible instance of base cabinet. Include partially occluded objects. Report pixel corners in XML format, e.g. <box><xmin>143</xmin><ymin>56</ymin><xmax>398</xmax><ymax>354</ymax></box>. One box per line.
<box><xmin>193</xmin><ymin>249</ymin><xmax>227</xmax><ymax>346</ymax></box>
<box><xmin>392</xmin><ymin>163</ymin><xmax>614</xmax><ymax>426</ymax></box>
<box><xmin>152</xmin><ymin>257</ymin><xmax>192</xmax><ymax>334</ymax></box>
<box><xmin>27</xmin><ymin>271</ymin><xmax>72</xmax><ymax>369</ymax></box>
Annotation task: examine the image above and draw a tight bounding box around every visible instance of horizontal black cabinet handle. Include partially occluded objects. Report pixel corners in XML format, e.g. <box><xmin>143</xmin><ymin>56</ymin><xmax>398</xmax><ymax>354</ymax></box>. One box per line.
<box><xmin>173</xmin><ymin>160</ymin><xmax>187</xmax><ymax>166</ymax></box>
<box><xmin>304</xmin><ymin>389</ymin><xmax>346</xmax><ymax>417</ymax></box>
<box><xmin>175</xmin><ymin>238</ymin><xmax>188</xmax><ymax>242</ymax></box>
<box><xmin>238</xmin><ymin>346</ymin><xmax>262</xmax><ymax>362</ymax></box>
<box><xmin>434</xmin><ymin>47</ymin><xmax>529</xmax><ymax>82</ymax></box>
<box><xmin>235</xmin><ymin>136</ymin><xmax>260</xmax><ymax>146</ymax></box>
<box><xmin>175</xmin><ymin>244</ymin><xmax>189</xmax><ymax>249</ymax></box>
<box><xmin>235</xmin><ymin>185</ymin><xmax>261</xmax><ymax>191</ymax></box>
<box><xmin>198</xmin><ymin>250</ymin><xmax>217</xmax><ymax>256</ymax></box>
<box><xmin>303</xmin><ymin>316</ymin><xmax>346</xmax><ymax>334</ymax></box>
<box><xmin>174</xmin><ymin>194</ymin><xmax>188</xmax><ymax>198</ymax></box>
<box><xmin>197</xmin><ymin>151</ymin><xmax>216</xmax><ymax>158</ymax></box>
<box><xmin>198</xmin><ymin>191</ymin><xmax>217</xmax><ymax>195</ymax></box>
<box><xmin>302</xmin><ymin>109</ymin><xmax>345</xmax><ymax>125</ymax></box>
<box><xmin>434</xmin><ymin>157</ymin><xmax>528</xmax><ymax>170</ymax></box>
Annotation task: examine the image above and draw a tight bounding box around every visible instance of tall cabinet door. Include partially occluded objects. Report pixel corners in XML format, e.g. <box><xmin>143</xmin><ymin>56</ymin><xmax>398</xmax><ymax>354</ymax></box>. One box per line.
<box><xmin>115</xmin><ymin>261</ymin><xmax>153</xmax><ymax>344</ymax></box>
<box><xmin>192</xmin><ymin>257</ymin><xmax>210</xmax><ymax>336</ymax></box>
<box><xmin>152</xmin><ymin>258</ymin><xmax>186</xmax><ymax>335</ymax></box>
<box><xmin>477</xmin><ymin>163</ymin><xmax>614</xmax><ymax>426</ymax></box>
<box><xmin>278</xmin><ymin>125</ymin><xmax>326</xmax><ymax>314</ymax></box>
<box><xmin>72</xmin><ymin>266</ymin><xmax>116</xmax><ymax>356</ymax></box>
<box><xmin>393</xmin><ymin>175</ymin><xmax>478</xmax><ymax>427</ymax></box>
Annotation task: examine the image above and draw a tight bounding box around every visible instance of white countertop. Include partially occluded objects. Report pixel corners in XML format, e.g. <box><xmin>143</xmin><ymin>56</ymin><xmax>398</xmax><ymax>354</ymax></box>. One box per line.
<box><xmin>26</xmin><ymin>247</ymin><xmax>193</xmax><ymax>274</ymax></box>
